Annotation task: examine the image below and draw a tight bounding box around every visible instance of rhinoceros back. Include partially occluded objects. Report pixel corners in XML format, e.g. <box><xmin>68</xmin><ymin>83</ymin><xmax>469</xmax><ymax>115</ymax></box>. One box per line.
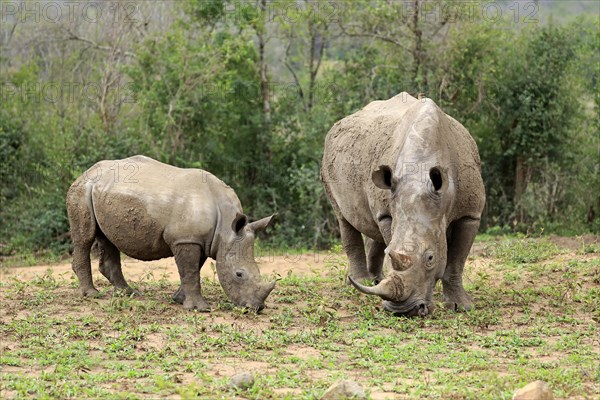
<box><xmin>321</xmin><ymin>93</ymin><xmax>484</xmax><ymax>237</ymax></box>
<box><xmin>321</xmin><ymin>94</ymin><xmax>423</xmax><ymax>236</ymax></box>
<box><xmin>87</xmin><ymin>155</ymin><xmax>234</xmax><ymax>260</ymax></box>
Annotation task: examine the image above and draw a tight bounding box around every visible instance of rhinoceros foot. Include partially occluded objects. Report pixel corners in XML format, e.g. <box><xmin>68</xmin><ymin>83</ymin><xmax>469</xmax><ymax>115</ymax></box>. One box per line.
<box><xmin>183</xmin><ymin>297</ymin><xmax>211</xmax><ymax>312</ymax></box>
<box><xmin>172</xmin><ymin>287</ymin><xmax>185</xmax><ymax>305</ymax></box>
<box><xmin>171</xmin><ymin>287</ymin><xmax>211</xmax><ymax>311</ymax></box>
<box><xmin>113</xmin><ymin>286</ymin><xmax>141</xmax><ymax>297</ymax></box>
<box><xmin>80</xmin><ymin>286</ymin><xmax>102</xmax><ymax>298</ymax></box>
<box><xmin>442</xmin><ymin>287</ymin><xmax>473</xmax><ymax>312</ymax></box>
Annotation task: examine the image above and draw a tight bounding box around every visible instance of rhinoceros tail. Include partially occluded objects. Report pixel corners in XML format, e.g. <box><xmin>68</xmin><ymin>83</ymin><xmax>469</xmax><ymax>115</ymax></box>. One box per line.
<box><xmin>66</xmin><ymin>175</ymin><xmax>100</xmax><ymax>248</ymax></box>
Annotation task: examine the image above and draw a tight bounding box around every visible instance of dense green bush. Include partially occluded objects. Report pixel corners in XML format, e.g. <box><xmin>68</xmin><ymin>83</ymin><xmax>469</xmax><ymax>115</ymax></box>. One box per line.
<box><xmin>0</xmin><ymin>1</ymin><xmax>597</xmax><ymax>259</ymax></box>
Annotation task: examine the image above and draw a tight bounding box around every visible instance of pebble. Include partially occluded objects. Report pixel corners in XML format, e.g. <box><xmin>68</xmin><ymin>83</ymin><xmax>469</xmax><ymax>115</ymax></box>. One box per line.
<box><xmin>321</xmin><ymin>380</ymin><xmax>366</xmax><ymax>400</ymax></box>
<box><xmin>230</xmin><ymin>371</ymin><xmax>254</xmax><ymax>389</ymax></box>
<box><xmin>512</xmin><ymin>380</ymin><xmax>554</xmax><ymax>400</ymax></box>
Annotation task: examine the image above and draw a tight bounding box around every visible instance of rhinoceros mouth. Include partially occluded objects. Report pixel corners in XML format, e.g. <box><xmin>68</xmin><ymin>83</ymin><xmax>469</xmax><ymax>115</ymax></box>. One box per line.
<box><xmin>234</xmin><ymin>302</ymin><xmax>266</xmax><ymax>313</ymax></box>
<box><xmin>250</xmin><ymin>303</ymin><xmax>265</xmax><ymax>313</ymax></box>
<box><xmin>383</xmin><ymin>299</ymin><xmax>430</xmax><ymax>316</ymax></box>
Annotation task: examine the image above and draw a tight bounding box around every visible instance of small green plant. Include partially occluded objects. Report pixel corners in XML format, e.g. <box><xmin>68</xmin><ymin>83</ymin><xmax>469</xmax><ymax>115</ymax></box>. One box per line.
<box><xmin>492</xmin><ymin>235</ymin><xmax>562</xmax><ymax>264</ymax></box>
<box><xmin>582</xmin><ymin>243</ymin><xmax>600</xmax><ymax>254</ymax></box>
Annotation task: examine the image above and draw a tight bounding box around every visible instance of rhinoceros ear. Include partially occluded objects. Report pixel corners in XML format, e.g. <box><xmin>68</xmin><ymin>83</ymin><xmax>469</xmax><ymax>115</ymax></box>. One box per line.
<box><xmin>231</xmin><ymin>212</ymin><xmax>248</xmax><ymax>234</ymax></box>
<box><xmin>249</xmin><ymin>214</ymin><xmax>276</xmax><ymax>233</ymax></box>
<box><xmin>372</xmin><ymin>165</ymin><xmax>396</xmax><ymax>190</ymax></box>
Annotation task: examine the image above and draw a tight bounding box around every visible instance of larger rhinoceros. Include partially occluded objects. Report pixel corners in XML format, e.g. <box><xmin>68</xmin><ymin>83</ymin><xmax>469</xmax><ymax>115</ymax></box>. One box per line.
<box><xmin>321</xmin><ymin>93</ymin><xmax>485</xmax><ymax>317</ymax></box>
<box><xmin>67</xmin><ymin>155</ymin><xmax>276</xmax><ymax>311</ymax></box>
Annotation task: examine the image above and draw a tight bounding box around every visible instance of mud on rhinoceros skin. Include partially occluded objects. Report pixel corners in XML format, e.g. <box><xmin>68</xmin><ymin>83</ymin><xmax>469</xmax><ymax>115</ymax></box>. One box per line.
<box><xmin>66</xmin><ymin>155</ymin><xmax>276</xmax><ymax>312</ymax></box>
<box><xmin>320</xmin><ymin>93</ymin><xmax>485</xmax><ymax>317</ymax></box>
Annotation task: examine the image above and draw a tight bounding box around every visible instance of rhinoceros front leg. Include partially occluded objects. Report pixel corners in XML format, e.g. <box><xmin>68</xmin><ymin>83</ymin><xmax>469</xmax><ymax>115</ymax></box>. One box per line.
<box><xmin>442</xmin><ymin>217</ymin><xmax>480</xmax><ymax>311</ymax></box>
<box><xmin>172</xmin><ymin>255</ymin><xmax>207</xmax><ymax>305</ymax></box>
<box><xmin>366</xmin><ymin>238</ymin><xmax>386</xmax><ymax>283</ymax></box>
<box><xmin>172</xmin><ymin>243</ymin><xmax>210</xmax><ymax>311</ymax></box>
<box><xmin>339</xmin><ymin>217</ymin><xmax>371</xmax><ymax>282</ymax></box>
<box><xmin>96</xmin><ymin>234</ymin><xmax>137</xmax><ymax>295</ymax></box>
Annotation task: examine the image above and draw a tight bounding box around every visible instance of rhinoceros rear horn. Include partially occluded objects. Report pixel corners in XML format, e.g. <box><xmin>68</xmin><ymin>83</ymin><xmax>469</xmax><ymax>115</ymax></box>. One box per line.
<box><xmin>348</xmin><ymin>275</ymin><xmax>403</xmax><ymax>302</ymax></box>
<box><xmin>388</xmin><ymin>250</ymin><xmax>412</xmax><ymax>270</ymax></box>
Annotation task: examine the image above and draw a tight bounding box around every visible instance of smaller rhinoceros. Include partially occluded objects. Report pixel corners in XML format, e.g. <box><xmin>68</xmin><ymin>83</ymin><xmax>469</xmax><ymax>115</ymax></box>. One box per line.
<box><xmin>66</xmin><ymin>155</ymin><xmax>276</xmax><ymax>311</ymax></box>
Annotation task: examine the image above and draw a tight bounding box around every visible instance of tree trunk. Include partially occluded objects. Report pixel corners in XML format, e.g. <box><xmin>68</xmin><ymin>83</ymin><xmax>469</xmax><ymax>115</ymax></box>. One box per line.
<box><xmin>308</xmin><ymin>26</ymin><xmax>326</xmax><ymax>111</ymax></box>
<box><xmin>514</xmin><ymin>156</ymin><xmax>526</xmax><ymax>224</ymax></box>
<box><xmin>258</xmin><ymin>0</ymin><xmax>270</xmax><ymax>123</ymax></box>
<box><xmin>411</xmin><ymin>0</ymin><xmax>424</xmax><ymax>88</ymax></box>
<box><xmin>308</xmin><ymin>30</ymin><xmax>316</xmax><ymax>111</ymax></box>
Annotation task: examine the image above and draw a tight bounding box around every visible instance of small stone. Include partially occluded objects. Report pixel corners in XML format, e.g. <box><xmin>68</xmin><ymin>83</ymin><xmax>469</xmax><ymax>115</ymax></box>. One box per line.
<box><xmin>321</xmin><ymin>380</ymin><xmax>366</xmax><ymax>400</ymax></box>
<box><xmin>512</xmin><ymin>381</ymin><xmax>554</xmax><ymax>400</ymax></box>
<box><xmin>230</xmin><ymin>371</ymin><xmax>254</xmax><ymax>389</ymax></box>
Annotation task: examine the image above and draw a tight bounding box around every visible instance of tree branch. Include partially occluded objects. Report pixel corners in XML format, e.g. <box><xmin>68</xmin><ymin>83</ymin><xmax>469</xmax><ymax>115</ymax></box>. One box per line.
<box><xmin>282</xmin><ymin>39</ymin><xmax>307</xmax><ymax>112</ymax></box>
<box><xmin>61</xmin><ymin>28</ymin><xmax>137</xmax><ymax>59</ymax></box>
<box><xmin>338</xmin><ymin>21</ymin><xmax>409</xmax><ymax>52</ymax></box>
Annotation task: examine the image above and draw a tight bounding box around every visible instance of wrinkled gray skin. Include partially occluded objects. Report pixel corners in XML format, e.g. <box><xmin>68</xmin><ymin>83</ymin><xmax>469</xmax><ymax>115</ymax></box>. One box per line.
<box><xmin>321</xmin><ymin>93</ymin><xmax>485</xmax><ymax>317</ymax></box>
<box><xmin>67</xmin><ymin>155</ymin><xmax>276</xmax><ymax>312</ymax></box>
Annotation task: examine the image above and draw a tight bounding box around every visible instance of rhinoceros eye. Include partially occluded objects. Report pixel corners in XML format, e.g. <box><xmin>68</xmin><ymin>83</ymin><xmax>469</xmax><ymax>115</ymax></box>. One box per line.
<box><xmin>235</xmin><ymin>270</ymin><xmax>247</xmax><ymax>280</ymax></box>
<box><xmin>424</xmin><ymin>251</ymin><xmax>435</xmax><ymax>269</ymax></box>
<box><xmin>429</xmin><ymin>167</ymin><xmax>442</xmax><ymax>191</ymax></box>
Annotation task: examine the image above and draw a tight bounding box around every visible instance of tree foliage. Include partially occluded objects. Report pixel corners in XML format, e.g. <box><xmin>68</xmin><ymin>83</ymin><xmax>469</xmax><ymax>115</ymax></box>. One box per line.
<box><xmin>1</xmin><ymin>1</ymin><xmax>598</xmax><ymax>257</ymax></box>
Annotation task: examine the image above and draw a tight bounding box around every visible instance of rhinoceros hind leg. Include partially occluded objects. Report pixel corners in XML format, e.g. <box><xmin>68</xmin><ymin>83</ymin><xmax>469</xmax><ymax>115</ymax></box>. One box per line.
<box><xmin>72</xmin><ymin>243</ymin><xmax>100</xmax><ymax>297</ymax></box>
<box><xmin>67</xmin><ymin>183</ymin><xmax>100</xmax><ymax>297</ymax></box>
<box><xmin>73</xmin><ymin>244</ymin><xmax>100</xmax><ymax>297</ymax></box>
<box><xmin>338</xmin><ymin>217</ymin><xmax>372</xmax><ymax>282</ymax></box>
<box><xmin>97</xmin><ymin>234</ymin><xmax>137</xmax><ymax>295</ymax></box>
<box><xmin>173</xmin><ymin>244</ymin><xmax>210</xmax><ymax>311</ymax></box>
<box><xmin>442</xmin><ymin>217</ymin><xmax>480</xmax><ymax>311</ymax></box>
<box><xmin>366</xmin><ymin>238</ymin><xmax>386</xmax><ymax>283</ymax></box>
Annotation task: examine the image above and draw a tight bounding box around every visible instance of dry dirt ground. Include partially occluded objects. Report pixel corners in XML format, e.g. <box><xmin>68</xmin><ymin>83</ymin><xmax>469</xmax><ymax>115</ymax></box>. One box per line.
<box><xmin>1</xmin><ymin>234</ymin><xmax>594</xmax><ymax>283</ymax></box>
<box><xmin>0</xmin><ymin>236</ymin><xmax>599</xmax><ymax>399</ymax></box>
<box><xmin>0</xmin><ymin>252</ymin><xmax>325</xmax><ymax>287</ymax></box>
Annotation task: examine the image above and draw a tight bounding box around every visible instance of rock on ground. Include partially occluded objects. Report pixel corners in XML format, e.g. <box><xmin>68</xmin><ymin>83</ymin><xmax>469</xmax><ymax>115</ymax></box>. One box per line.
<box><xmin>512</xmin><ymin>381</ymin><xmax>554</xmax><ymax>400</ymax></box>
<box><xmin>230</xmin><ymin>372</ymin><xmax>254</xmax><ymax>389</ymax></box>
<box><xmin>321</xmin><ymin>380</ymin><xmax>366</xmax><ymax>400</ymax></box>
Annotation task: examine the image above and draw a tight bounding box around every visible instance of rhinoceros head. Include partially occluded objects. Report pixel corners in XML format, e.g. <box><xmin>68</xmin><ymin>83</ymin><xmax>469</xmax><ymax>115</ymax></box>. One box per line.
<box><xmin>216</xmin><ymin>213</ymin><xmax>276</xmax><ymax>312</ymax></box>
<box><xmin>350</xmin><ymin>163</ymin><xmax>452</xmax><ymax>317</ymax></box>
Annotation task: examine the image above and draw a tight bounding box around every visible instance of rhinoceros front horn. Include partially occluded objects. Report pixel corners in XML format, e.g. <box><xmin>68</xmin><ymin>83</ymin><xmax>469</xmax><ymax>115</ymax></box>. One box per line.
<box><xmin>348</xmin><ymin>275</ymin><xmax>404</xmax><ymax>303</ymax></box>
<box><xmin>260</xmin><ymin>281</ymin><xmax>276</xmax><ymax>299</ymax></box>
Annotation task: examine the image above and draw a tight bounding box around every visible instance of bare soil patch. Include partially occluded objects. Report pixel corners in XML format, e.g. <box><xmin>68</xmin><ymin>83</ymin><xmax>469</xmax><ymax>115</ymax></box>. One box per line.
<box><xmin>0</xmin><ymin>253</ymin><xmax>329</xmax><ymax>284</ymax></box>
